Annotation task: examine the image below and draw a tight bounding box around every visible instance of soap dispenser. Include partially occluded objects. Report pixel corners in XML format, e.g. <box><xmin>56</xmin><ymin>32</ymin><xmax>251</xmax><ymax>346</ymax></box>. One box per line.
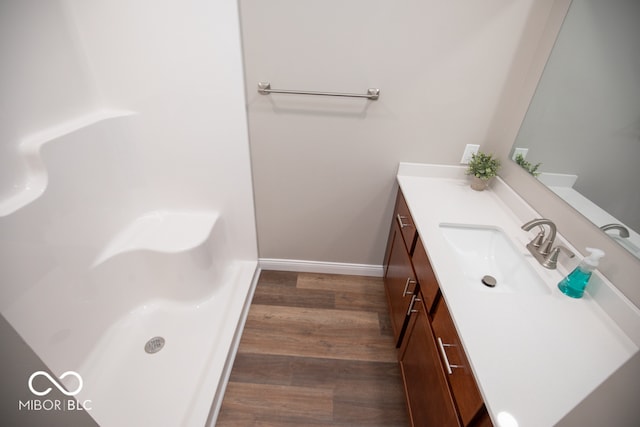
<box><xmin>558</xmin><ymin>247</ymin><xmax>604</xmax><ymax>298</ymax></box>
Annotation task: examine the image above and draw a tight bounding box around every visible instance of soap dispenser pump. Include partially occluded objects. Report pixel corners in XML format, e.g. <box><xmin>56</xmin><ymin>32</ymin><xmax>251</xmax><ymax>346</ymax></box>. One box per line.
<box><xmin>558</xmin><ymin>247</ymin><xmax>604</xmax><ymax>298</ymax></box>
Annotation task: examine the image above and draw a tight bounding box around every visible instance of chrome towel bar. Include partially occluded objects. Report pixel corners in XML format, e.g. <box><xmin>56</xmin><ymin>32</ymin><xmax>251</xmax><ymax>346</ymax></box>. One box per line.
<box><xmin>257</xmin><ymin>82</ymin><xmax>380</xmax><ymax>100</ymax></box>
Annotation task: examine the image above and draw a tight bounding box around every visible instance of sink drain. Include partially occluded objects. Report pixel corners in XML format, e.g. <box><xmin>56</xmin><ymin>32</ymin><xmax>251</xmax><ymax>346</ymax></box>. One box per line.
<box><xmin>144</xmin><ymin>336</ymin><xmax>165</xmax><ymax>354</ymax></box>
<box><xmin>481</xmin><ymin>275</ymin><xmax>497</xmax><ymax>288</ymax></box>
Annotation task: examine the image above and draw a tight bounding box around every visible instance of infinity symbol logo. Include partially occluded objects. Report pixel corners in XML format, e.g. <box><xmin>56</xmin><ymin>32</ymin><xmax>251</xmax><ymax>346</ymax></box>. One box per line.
<box><xmin>28</xmin><ymin>371</ymin><xmax>83</xmax><ymax>396</ymax></box>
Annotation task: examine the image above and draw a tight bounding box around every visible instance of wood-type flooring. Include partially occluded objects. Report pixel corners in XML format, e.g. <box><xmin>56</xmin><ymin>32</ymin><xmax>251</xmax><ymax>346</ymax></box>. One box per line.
<box><xmin>217</xmin><ymin>270</ymin><xmax>409</xmax><ymax>426</ymax></box>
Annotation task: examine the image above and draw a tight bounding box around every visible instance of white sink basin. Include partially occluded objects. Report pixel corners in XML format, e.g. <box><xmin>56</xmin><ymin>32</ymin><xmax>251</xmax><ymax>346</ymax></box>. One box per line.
<box><xmin>439</xmin><ymin>223</ymin><xmax>550</xmax><ymax>295</ymax></box>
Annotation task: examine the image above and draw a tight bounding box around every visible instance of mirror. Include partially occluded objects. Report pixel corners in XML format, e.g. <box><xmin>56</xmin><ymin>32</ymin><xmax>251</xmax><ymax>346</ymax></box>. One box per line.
<box><xmin>510</xmin><ymin>0</ymin><xmax>640</xmax><ymax>258</ymax></box>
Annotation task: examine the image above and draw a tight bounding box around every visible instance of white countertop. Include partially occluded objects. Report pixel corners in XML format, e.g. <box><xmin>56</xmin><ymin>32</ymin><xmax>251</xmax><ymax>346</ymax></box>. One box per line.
<box><xmin>397</xmin><ymin>163</ymin><xmax>640</xmax><ymax>427</ymax></box>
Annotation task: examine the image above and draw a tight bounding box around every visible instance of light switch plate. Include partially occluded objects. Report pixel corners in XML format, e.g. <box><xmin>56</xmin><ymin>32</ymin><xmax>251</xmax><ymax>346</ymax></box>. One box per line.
<box><xmin>460</xmin><ymin>144</ymin><xmax>480</xmax><ymax>164</ymax></box>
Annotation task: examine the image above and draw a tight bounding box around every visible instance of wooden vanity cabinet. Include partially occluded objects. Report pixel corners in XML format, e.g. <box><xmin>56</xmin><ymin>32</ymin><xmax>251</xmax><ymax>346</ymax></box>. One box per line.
<box><xmin>384</xmin><ymin>191</ymin><xmax>419</xmax><ymax>346</ymax></box>
<box><xmin>400</xmin><ymin>295</ymin><xmax>492</xmax><ymax>427</ymax></box>
<box><xmin>385</xmin><ymin>188</ymin><xmax>493</xmax><ymax>427</ymax></box>
<box><xmin>385</xmin><ymin>226</ymin><xmax>418</xmax><ymax>345</ymax></box>
<box><xmin>400</xmin><ymin>289</ymin><xmax>460</xmax><ymax>427</ymax></box>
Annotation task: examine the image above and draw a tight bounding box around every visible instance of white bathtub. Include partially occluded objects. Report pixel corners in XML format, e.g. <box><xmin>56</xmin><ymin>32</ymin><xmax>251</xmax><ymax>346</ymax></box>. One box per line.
<box><xmin>0</xmin><ymin>113</ymin><xmax>258</xmax><ymax>426</ymax></box>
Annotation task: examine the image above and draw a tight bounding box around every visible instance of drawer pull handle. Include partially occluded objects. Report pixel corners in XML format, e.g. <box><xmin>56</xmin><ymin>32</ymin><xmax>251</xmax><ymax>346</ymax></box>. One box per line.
<box><xmin>402</xmin><ymin>278</ymin><xmax>416</xmax><ymax>297</ymax></box>
<box><xmin>437</xmin><ymin>337</ymin><xmax>463</xmax><ymax>375</ymax></box>
<box><xmin>396</xmin><ymin>214</ymin><xmax>412</xmax><ymax>229</ymax></box>
<box><xmin>407</xmin><ymin>294</ymin><xmax>422</xmax><ymax>315</ymax></box>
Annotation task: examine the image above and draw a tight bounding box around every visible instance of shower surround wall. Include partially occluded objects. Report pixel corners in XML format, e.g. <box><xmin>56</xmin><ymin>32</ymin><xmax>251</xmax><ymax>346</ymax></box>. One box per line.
<box><xmin>0</xmin><ymin>1</ymin><xmax>257</xmax><ymax>426</ymax></box>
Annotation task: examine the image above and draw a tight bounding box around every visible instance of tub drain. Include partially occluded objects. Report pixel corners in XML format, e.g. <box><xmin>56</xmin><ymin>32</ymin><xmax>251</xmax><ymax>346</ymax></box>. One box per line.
<box><xmin>145</xmin><ymin>336</ymin><xmax>165</xmax><ymax>354</ymax></box>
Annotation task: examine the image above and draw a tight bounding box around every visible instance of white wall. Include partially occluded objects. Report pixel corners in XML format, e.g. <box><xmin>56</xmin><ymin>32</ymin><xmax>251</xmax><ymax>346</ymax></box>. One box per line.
<box><xmin>1</xmin><ymin>0</ymin><xmax>256</xmax><ymax>311</ymax></box>
<box><xmin>66</xmin><ymin>0</ymin><xmax>257</xmax><ymax>261</ymax></box>
<box><xmin>241</xmin><ymin>0</ymin><xmax>562</xmax><ymax>267</ymax></box>
<box><xmin>1</xmin><ymin>1</ymin><xmax>257</xmax><ymax>262</ymax></box>
<box><xmin>556</xmin><ymin>351</ymin><xmax>640</xmax><ymax>427</ymax></box>
<box><xmin>0</xmin><ymin>1</ymin><xmax>98</xmax><ymax>198</ymax></box>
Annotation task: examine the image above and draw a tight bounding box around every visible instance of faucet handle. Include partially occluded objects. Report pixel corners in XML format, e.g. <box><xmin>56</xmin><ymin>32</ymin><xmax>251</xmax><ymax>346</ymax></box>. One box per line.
<box><xmin>539</xmin><ymin>238</ymin><xmax>554</xmax><ymax>256</ymax></box>
<box><xmin>542</xmin><ymin>245</ymin><xmax>575</xmax><ymax>269</ymax></box>
<box><xmin>521</xmin><ymin>219</ymin><xmax>549</xmax><ymax>249</ymax></box>
<box><xmin>530</xmin><ymin>230</ymin><xmax>545</xmax><ymax>248</ymax></box>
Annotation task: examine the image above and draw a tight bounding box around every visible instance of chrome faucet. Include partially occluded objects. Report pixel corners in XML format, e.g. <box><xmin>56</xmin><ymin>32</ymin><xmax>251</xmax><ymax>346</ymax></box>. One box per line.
<box><xmin>600</xmin><ymin>223</ymin><xmax>630</xmax><ymax>238</ymax></box>
<box><xmin>521</xmin><ymin>218</ymin><xmax>556</xmax><ymax>255</ymax></box>
<box><xmin>521</xmin><ymin>218</ymin><xmax>574</xmax><ymax>269</ymax></box>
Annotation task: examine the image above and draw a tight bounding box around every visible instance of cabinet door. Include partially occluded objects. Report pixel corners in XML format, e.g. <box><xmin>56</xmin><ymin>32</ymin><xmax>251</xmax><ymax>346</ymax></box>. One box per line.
<box><xmin>384</xmin><ymin>225</ymin><xmax>417</xmax><ymax>346</ymax></box>
<box><xmin>432</xmin><ymin>299</ymin><xmax>486</xmax><ymax>426</ymax></box>
<box><xmin>412</xmin><ymin>237</ymin><xmax>439</xmax><ymax>314</ymax></box>
<box><xmin>400</xmin><ymin>292</ymin><xmax>460</xmax><ymax>427</ymax></box>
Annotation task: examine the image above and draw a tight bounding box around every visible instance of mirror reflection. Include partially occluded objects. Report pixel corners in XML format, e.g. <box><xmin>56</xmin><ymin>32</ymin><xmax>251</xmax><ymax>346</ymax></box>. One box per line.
<box><xmin>510</xmin><ymin>0</ymin><xmax>640</xmax><ymax>258</ymax></box>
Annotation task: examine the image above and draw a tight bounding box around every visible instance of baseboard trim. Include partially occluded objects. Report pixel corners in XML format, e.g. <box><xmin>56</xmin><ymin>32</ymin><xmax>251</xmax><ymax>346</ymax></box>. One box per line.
<box><xmin>259</xmin><ymin>258</ymin><xmax>384</xmax><ymax>277</ymax></box>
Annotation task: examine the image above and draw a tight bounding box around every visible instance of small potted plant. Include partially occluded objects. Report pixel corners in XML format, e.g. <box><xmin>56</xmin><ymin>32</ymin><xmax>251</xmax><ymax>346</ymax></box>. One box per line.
<box><xmin>515</xmin><ymin>153</ymin><xmax>542</xmax><ymax>177</ymax></box>
<box><xmin>466</xmin><ymin>151</ymin><xmax>500</xmax><ymax>191</ymax></box>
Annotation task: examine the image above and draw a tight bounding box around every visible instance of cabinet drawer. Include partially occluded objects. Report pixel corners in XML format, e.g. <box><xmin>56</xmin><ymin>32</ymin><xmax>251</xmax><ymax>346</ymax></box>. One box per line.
<box><xmin>412</xmin><ymin>237</ymin><xmax>439</xmax><ymax>314</ymax></box>
<box><xmin>432</xmin><ymin>299</ymin><xmax>486</xmax><ymax>426</ymax></box>
<box><xmin>394</xmin><ymin>190</ymin><xmax>417</xmax><ymax>254</ymax></box>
